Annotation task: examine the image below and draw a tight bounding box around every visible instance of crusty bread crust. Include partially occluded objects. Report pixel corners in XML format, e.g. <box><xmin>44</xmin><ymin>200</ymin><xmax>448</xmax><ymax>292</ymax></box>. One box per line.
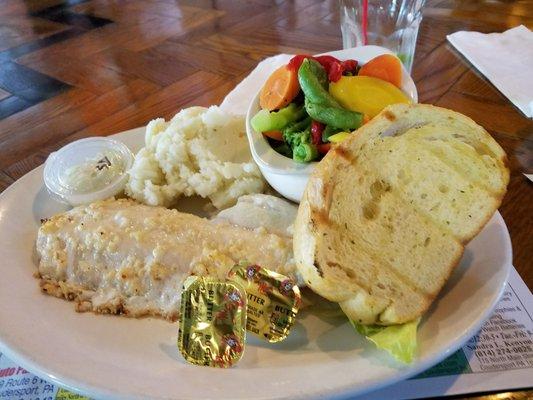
<box><xmin>294</xmin><ymin>103</ymin><xmax>509</xmax><ymax>325</ymax></box>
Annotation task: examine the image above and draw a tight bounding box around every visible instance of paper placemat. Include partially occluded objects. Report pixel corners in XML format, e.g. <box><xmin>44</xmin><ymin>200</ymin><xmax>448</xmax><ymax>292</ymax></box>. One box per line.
<box><xmin>353</xmin><ymin>266</ymin><xmax>533</xmax><ymax>400</ymax></box>
<box><xmin>1</xmin><ymin>265</ymin><xmax>531</xmax><ymax>400</ymax></box>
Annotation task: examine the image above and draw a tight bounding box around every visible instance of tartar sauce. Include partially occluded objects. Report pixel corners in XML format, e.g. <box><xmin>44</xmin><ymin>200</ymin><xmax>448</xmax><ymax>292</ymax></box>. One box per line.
<box><xmin>61</xmin><ymin>152</ymin><xmax>125</xmax><ymax>193</ymax></box>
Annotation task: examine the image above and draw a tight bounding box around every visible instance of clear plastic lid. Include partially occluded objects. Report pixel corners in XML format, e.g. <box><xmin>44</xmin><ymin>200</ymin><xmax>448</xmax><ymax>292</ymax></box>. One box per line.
<box><xmin>43</xmin><ymin>137</ymin><xmax>134</xmax><ymax>206</ymax></box>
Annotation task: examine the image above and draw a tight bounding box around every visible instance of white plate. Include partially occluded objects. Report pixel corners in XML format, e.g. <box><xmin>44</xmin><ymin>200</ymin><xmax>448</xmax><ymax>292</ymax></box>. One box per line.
<box><xmin>0</xmin><ymin>128</ymin><xmax>512</xmax><ymax>400</ymax></box>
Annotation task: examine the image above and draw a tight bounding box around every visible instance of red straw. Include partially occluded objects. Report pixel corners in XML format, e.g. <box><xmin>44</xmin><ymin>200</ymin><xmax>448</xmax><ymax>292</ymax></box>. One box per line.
<box><xmin>362</xmin><ymin>0</ymin><xmax>368</xmax><ymax>45</ymax></box>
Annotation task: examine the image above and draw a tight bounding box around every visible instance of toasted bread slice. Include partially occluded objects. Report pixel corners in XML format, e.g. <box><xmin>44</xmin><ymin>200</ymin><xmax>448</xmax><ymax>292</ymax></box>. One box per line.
<box><xmin>294</xmin><ymin>104</ymin><xmax>509</xmax><ymax>325</ymax></box>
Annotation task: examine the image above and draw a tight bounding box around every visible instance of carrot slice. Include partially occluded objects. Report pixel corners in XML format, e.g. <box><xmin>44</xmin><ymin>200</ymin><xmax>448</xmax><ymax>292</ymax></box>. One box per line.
<box><xmin>260</xmin><ymin>65</ymin><xmax>300</xmax><ymax>111</ymax></box>
<box><xmin>263</xmin><ymin>130</ymin><xmax>284</xmax><ymax>141</ymax></box>
<box><xmin>358</xmin><ymin>54</ymin><xmax>402</xmax><ymax>88</ymax></box>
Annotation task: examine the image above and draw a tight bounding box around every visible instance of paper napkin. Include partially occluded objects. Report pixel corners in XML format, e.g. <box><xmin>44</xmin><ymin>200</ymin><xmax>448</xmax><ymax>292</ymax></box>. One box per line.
<box><xmin>447</xmin><ymin>25</ymin><xmax>533</xmax><ymax>118</ymax></box>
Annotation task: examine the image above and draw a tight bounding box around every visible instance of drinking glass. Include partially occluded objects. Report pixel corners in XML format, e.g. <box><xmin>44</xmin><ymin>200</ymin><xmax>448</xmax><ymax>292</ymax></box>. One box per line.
<box><xmin>340</xmin><ymin>0</ymin><xmax>426</xmax><ymax>73</ymax></box>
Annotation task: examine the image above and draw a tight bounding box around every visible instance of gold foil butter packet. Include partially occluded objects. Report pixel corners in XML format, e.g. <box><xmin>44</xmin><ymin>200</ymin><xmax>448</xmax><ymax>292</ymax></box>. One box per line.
<box><xmin>227</xmin><ymin>263</ymin><xmax>301</xmax><ymax>343</ymax></box>
<box><xmin>178</xmin><ymin>276</ymin><xmax>246</xmax><ymax>368</ymax></box>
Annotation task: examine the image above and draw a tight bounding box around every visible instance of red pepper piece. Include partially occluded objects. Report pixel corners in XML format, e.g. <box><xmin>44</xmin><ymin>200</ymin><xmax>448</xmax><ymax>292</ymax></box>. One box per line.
<box><xmin>314</xmin><ymin>55</ymin><xmax>342</xmax><ymax>67</ymax></box>
<box><xmin>314</xmin><ymin>55</ymin><xmax>339</xmax><ymax>77</ymax></box>
<box><xmin>341</xmin><ymin>59</ymin><xmax>358</xmax><ymax>74</ymax></box>
<box><xmin>287</xmin><ymin>54</ymin><xmax>313</xmax><ymax>71</ymax></box>
<box><xmin>317</xmin><ymin>143</ymin><xmax>331</xmax><ymax>154</ymax></box>
<box><xmin>328</xmin><ymin>61</ymin><xmax>343</xmax><ymax>82</ymax></box>
<box><xmin>310</xmin><ymin>120</ymin><xmax>325</xmax><ymax>145</ymax></box>
<box><xmin>287</xmin><ymin>54</ymin><xmax>359</xmax><ymax>82</ymax></box>
<box><xmin>315</xmin><ymin>56</ymin><xmax>358</xmax><ymax>82</ymax></box>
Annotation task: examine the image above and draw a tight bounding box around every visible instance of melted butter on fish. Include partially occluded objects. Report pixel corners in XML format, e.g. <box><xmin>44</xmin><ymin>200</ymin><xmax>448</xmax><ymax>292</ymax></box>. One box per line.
<box><xmin>36</xmin><ymin>198</ymin><xmax>296</xmax><ymax>320</ymax></box>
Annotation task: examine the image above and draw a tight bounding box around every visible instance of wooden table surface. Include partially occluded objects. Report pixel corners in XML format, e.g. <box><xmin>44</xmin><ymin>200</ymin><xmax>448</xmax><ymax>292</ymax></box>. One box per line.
<box><xmin>0</xmin><ymin>0</ymin><xmax>531</xmax><ymax>399</ymax></box>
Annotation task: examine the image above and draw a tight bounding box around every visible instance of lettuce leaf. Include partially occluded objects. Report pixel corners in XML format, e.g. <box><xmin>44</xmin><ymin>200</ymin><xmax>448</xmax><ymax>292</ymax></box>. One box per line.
<box><xmin>350</xmin><ymin>318</ymin><xmax>420</xmax><ymax>363</ymax></box>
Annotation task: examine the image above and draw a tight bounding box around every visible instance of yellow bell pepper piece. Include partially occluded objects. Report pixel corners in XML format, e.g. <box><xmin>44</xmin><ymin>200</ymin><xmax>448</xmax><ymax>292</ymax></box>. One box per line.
<box><xmin>329</xmin><ymin>76</ymin><xmax>411</xmax><ymax>118</ymax></box>
<box><xmin>328</xmin><ymin>131</ymin><xmax>351</xmax><ymax>143</ymax></box>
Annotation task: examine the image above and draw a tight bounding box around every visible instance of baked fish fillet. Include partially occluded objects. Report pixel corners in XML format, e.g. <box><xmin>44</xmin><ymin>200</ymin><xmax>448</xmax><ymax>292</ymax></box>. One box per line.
<box><xmin>36</xmin><ymin>198</ymin><xmax>295</xmax><ymax>320</ymax></box>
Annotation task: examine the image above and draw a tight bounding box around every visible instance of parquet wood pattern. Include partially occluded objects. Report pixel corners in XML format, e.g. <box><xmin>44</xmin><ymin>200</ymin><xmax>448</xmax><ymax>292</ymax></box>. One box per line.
<box><xmin>0</xmin><ymin>3</ymin><xmax>532</xmax><ymax>398</ymax></box>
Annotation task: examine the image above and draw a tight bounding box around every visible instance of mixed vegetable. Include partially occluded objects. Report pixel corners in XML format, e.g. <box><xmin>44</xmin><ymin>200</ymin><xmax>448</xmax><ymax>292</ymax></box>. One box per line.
<box><xmin>251</xmin><ymin>53</ymin><xmax>411</xmax><ymax>163</ymax></box>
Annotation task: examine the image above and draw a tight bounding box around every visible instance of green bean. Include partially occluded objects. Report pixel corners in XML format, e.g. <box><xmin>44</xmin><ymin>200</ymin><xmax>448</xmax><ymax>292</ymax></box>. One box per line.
<box><xmin>298</xmin><ymin>59</ymin><xmax>363</xmax><ymax>130</ymax></box>
<box><xmin>306</xmin><ymin>58</ymin><xmax>328</xmax><ymax>89</ymax></box>
<box><xmin>298</xmin><ymin>59</ymin><xmax>340</xmax><ymax>108</ymax></box>
<box><xmin>305</xmin><ymin>98</ymin><xmax>363</xmax><ymax>130</ymax></box>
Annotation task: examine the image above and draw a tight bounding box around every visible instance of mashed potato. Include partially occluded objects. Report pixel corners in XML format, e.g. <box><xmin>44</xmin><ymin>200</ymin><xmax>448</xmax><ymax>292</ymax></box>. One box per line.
<box><xmin>126</xmin><ymin>106</ymin><xmax>265</xmax><ymax>209</ymax></box>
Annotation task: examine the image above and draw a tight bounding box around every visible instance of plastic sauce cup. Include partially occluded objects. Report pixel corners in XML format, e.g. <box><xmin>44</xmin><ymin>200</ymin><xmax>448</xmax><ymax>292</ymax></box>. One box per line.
<box><xmin>43</xmin><ymin>137</ymin><xmax>134</xmax><ymax>206</ymax></box>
